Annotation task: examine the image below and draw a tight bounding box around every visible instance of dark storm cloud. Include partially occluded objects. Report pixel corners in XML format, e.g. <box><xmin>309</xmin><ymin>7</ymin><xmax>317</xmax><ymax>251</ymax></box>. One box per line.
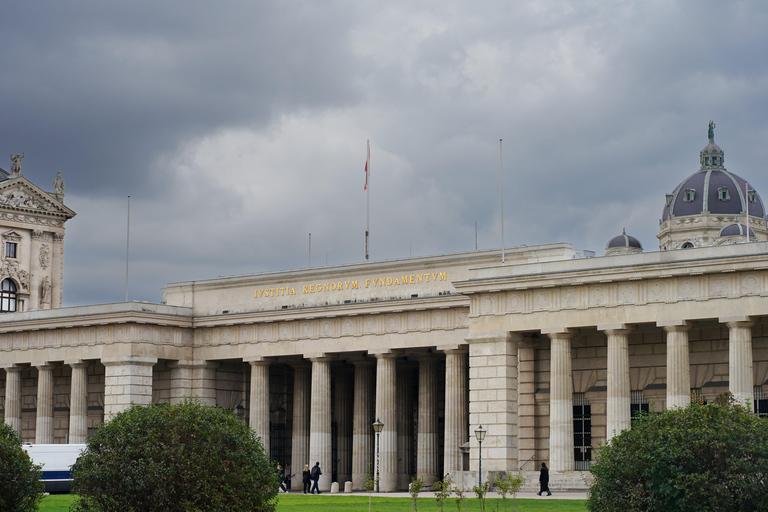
<box><xmin>3</xmin><ymin>1</ymin><xmax>768</xmax><ymax>306</ymax></box>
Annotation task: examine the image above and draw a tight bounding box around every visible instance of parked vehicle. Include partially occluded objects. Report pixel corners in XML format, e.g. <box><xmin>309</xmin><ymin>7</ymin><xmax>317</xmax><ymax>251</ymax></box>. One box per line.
<box><xmin>22</xmin><ymin>444</ymin><xmax>86</xmax><ymax>493</ymax></box>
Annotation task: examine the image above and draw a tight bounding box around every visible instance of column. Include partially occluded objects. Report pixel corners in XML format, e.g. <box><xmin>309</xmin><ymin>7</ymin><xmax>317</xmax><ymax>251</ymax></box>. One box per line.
<box><xmin>443</xmin><ymin>349</ymin><xmax>467</xmax><ymax>476</ymax></box>
<box><xmin>309</xmin><ymin>357</ymin><xmax>332</xmax><ymax>491</ymax></box>
<box><xmin>517</xmin><ymin>337</ymin><xmax>537</xmax><ymax>469</ymax></box>
<box><xmin>68</xmin><ymin>361</ymin><xmax>89</xmax><ymax>444</ymax></box>
<box><xmin>103</xmin><ymin>356</ymin><xmax>157</xmax><ymax>418</ymax></box>
<box><xmin>289</xmin><ymin>361</ymin><xmax>311</xmax><ymax>484</ymax></box>
<box><xmin>375</xmin><ymin>352</ymin><xmax>398</xmax><ymax>492</ymax></box>
<box><xmin>351</xmin><ymin>359</ymin><xmax>375</xmax><ymax>490</ymax></box>
<box><xmin>3</xmin><ymin>366</ymin><xmax>23</xmax><ymax>434</ymax></box>
<box><xmin>248</xmin><ymin>359</ymin><xmax>270</xmax><ymax>449</ymax></box>
<box><xmin>397</xmin><ymin>363</ymin><xmax>414</xmax><ymax>489</ymax></box>
<box><xmin>468</xmin><ymin>332</ymin><xmax>520</xmax><ymax>474</ymax></box>
<box><xmin>723</xmin><ymin>317</ymin><xmax>755</xmax><ymax>407</ymax></box>
<box><xmin>334</xmin><ymin>365</ymin><xmax>353</xmax><ymax>484</ymax></box>
<box><xmin>416</xmin><ymin>354</ymin><xmax>439</xmax><ymax>486</ymax></box>
<box><xmin>169</xmin><ymin>360</ymin><xmax>219</xmax><ymax>406</ymax></box>
<box><xmin>602</xmin><ymin>325</ymin><xmax>633</xmax><ymax>441</ymax></box>
<box><xmin>661</xmin><ymin>322</ymin><xmax>692</xmax><ymax>409</ymax></box>
<box><xmin>547</xmin><ymin>329</ymin><xmax>575</xmax><ymax>472</ymax></box>
<box><xmin>35</xmin><ymin>364</ymin><xmax>55</xmax><ymax>444</ymax></box>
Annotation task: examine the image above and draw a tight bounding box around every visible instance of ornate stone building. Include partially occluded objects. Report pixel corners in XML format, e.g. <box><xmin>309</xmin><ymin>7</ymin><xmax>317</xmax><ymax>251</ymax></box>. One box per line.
<box><xmin>1</xmin><ymin>127</ymin><xmax>768</xmax><ymax>491</ymax></box>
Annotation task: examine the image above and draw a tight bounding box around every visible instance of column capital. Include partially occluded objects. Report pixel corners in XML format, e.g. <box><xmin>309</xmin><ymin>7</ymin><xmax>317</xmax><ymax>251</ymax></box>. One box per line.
<box><xmin>599</xmin><ymin>323</ymin><xmax>635</xmax><ymax>335</ymax></box>
<box><xmin>658</xmin><ymin>319</ymin><xmax>694</xmax><ymax>331</ymax></box>
<box><xmin>0</xmin><ymin>364</ymin><xmax>26</xmax><ymax>372</ymax></box>
<box><xmin>720</xmin><ymin>316</ymin><xmax>756</xmax><ymax>328</ymax></box>
<box><xmin>440</xmin><ymin>346</ymin><xmax>468</xmax><ymax>355</ymax></box>
<box><xmin>348</xmin><ymin>357</ymin><xmax>375</xmax><ymax>367</ymax></box>
<box><xmin>64</xmin><ymin>359</ymin><xmax>90</xmax><ymax>368</ymax></box>
<box><xmin>373</xmin><ymin>351</ymin><xmax>399</xmax><ymax>360</ymax></box>
<box><xmin>247</xmin><ymin>358</ymin><xmax>271</xmax><ymax>367</ymax></box>
<box><xmin>287</xmin><ymin>359</ymin><xmax>311</xmax><ymax>369</ymax></box>
<box><xmin>102</xmin><ymin>356</ymin><xmax>158</xmax><ymax>367</ymax></box>
<box><xmin>544</xmin><ymin>327</ymin><xmax>578</xmax><ymax>339</ymax></box>
<box><xmin>465</xmin><ymin>331</ymin><xmax>521</xmax><ymax>344</ymax></box>
<box><xmin>306</xmin><ymin>355</ymin><xmax>334</xmax><ymax>363</ymax></box>
<box><xmin>33</xmin><ymin>363</ymin><xmax>57</xmax><ymax>371</ymax></box>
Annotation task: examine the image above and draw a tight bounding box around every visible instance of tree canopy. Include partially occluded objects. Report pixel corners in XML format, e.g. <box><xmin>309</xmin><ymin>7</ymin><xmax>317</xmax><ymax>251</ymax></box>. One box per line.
<box><xmin>0</xmin><ymin>420</ymin><xmax>44</xmax><ymax>512</ymax></box>
<box><xmin>72</xmin><ymin>400</ymin><xmax>278</xmax><ymax>512</ymax></box>
<box><xmin>588</xmin><ymin>394</ymin><xmax>768</xmax><ymax>512</ymax></box>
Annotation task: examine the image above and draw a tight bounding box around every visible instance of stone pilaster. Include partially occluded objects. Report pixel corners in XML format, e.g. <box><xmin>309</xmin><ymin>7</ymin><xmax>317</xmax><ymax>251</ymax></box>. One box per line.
<box><xmin>547</xmin><ymin>329</ymin><xmax>575</xmax><ymax>472</ymax></box>
<box><xmin>722</xmin><ymin>317</ymin><xmax>755</xmax><ymax>407</ymax></box>
<box><xmin>661</xmin><ymin>322</ymin><xmax>693</xmax><ymax>409</ymax></box>
<box><xmin>68</xmin><ymin>361</ymin><xmax>89</xmax><ymax>444</ymax></box>
<box><xmin>52</xmin><ymin>233</ymin><xmax>65</xmax><ymax>308</ymax></box>
<box><xmin>443</xmin><ymin>348</ymin><xmax>468</xmax><ymax>476</ymax></box>
<box><xmin>169</xmin><ymin>360</ymin><xmax>219</xmax><ymax>406</ymax></box>
<box><xmin>35</xmin><ymin>364</ymin><xmax>55</xmax><ymax>444</ymax></box>
<box><xmin>103</xmin><ymin>356</ymin><xmax>157</xmax><ymax>418</ymax></box>
<box><xmin>351</xmin><ymin>358</ymin><xmax>375</xmax><ymax>490</ymax></box>
<box><xmin>517</xmin><ymin>337</ymin><xmax>537</xmax><ymax>469</ymax></box>
<box><xmin>29</xmin><ymin>230</ymin><xmax>43</xmax><ymax>311</ymax></box>
<box><xmin>248</xmin><ymin>359</ymin><xmax>271</xmax><ymax>449</ymax></box>
<box><xmin>468</xmin><ymin>332</ymin><xmax>519</xmax><ymax>474</ymax></box>
<box><xmin>375</xmin><ymin>352</ymin><xmax>398</xmax><ymax>492</ymax></box>
<box><xmin>416</xmin><ymin>354</ymin><xmax>439</xmax><ymax>486</ymax></box>
<box><xmin>3</xmin><ymin>366</ymin><xmax>23</xmax><ymax>434</ymax></box>
<box><xmin>334</xmin><ymin>365</ymin><xmax>353</xmax><ymax>484</ymax></box>
<box><xmin>309</xmin><ymin>357</ymin><xmax>333</xmax><ymax>491</ymax></box>
<box><xmin>289</xmin><ymin>361</ymin><xmax>311</xmax><ymax>482</ymax></box>
<box><xmin>602</xmin><ymin>325</ymin><xmax>633</xmax><ymax>441</ymax></box>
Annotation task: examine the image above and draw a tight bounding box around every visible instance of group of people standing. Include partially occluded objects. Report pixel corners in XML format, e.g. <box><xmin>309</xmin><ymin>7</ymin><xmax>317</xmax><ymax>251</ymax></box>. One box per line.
<box><xmin>276</xmin><ymin>462</ymin><xmax>322</xmax><ymax>494</ymax></box>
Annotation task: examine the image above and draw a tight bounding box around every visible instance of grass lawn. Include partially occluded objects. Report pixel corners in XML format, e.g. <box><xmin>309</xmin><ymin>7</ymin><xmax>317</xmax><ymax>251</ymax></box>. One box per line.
<box><xmin>41</xmin><ymin>493</ymin><xmax>587</xmax><ymax>512</ymax></box>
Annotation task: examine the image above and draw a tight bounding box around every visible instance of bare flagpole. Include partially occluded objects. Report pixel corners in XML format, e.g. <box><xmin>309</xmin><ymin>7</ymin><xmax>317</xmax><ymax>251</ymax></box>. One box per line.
<box><xmin>309</xmin><ymin>233</ymin><xmax>312</xmax><ymax>267</ymax></box>
<box><xmin>500</xmin><ymin>139</ymin><xmax>505</xmax><ymax>264</ymax></box>
<box><xmin>746</xmin><ymin>182</ymin><xmax>750</xmax><ymax>243</ymax></box>
<box><xmin>125</xmin><ymin>196</ymin><xmax>130</xmax><ymax>302</ymax></box>
<box><xmin>365</xmin><ymin>139</ymin><xmax>371</xmax><ymax>260</ymax></box>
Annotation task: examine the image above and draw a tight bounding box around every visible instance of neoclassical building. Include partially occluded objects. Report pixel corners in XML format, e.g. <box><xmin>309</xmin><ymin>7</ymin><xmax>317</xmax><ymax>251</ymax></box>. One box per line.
<box><xmin>2</xmin><ymin>126</ymin><xmax>768</xmax><ymax>491</ymax></box>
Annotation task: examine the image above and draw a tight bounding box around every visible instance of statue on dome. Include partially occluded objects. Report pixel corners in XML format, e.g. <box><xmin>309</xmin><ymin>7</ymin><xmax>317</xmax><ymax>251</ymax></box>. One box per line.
<box><xmin>708</xmin><ymin>120</ymin><xmax>716</xmax><ymax>140</ymax></box>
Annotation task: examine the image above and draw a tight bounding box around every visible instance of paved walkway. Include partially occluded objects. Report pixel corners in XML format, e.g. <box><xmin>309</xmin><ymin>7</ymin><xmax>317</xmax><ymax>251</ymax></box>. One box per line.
<box><xmin>282</xmin><ymin>490</ymin><xmax>589</xmax><ymax>500</ymax></box>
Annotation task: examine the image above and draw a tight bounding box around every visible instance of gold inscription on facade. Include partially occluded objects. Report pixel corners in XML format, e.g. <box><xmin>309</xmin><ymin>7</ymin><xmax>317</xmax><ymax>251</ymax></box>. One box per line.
<box><xmin>254</xmin><ymin>272</ymin><xmax>449</xmax><ymax>299</ymax></box>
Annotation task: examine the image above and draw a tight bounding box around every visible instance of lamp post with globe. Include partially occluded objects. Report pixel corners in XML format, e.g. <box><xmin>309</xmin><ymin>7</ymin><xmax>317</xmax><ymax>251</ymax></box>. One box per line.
<box><xmin>475</xmin><ymin>425</ymin><xmax>486</xmax><ymax>487</ymax></box>
<box><xmin>372</xmin><ymin>418</ymin><xmax>384</xmax><ymax>492</ymax></box>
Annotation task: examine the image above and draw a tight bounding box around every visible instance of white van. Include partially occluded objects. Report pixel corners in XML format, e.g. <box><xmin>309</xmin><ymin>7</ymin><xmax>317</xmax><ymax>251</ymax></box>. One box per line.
<box><xmin>22</xmin><ymin>444</ymin><xmax>86</xmax><ymax>493</ymax></box>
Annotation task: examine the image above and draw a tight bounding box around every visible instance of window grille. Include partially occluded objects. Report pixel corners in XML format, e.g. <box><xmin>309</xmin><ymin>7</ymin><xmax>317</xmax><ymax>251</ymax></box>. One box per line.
<box><xmin>755</xmin><ymin>386</ymin><xmax>768</xmax><ymax>418</ymax></box>
<box><xmin>630</xmin><ymin>390</ymin><xmax>649</xmax><ymax>419</ymax></box>
<box><xmin>573</xmin><ymin>393</ymin><xmax>591</xmax><ymax>470</ymax></box>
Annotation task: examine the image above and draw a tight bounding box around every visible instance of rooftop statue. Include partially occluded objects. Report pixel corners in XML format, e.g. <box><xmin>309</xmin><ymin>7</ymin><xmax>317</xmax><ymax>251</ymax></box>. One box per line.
<box><xmin>708</xmin><ymin>120</ymin><xmax>716</xmax><ymax>140</ymax></box>
<box><xmin>53</xmin><ymin>172</ymin><xmax>66</xmax><ymax>195</ymax></box>
<box><xmin>10</xmin><ymin>152</ymin><xmax>24</xmax><ymax>177</ymax></box>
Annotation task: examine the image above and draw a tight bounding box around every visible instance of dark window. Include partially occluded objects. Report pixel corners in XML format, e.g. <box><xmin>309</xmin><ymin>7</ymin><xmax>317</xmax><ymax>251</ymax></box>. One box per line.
<box><xmin>5</xmin><ymin>242</ymin><xmax>16</xmax><ymax>259</ymax></box>
<box><xmin>630</xmin><ymin>390</ymin><xmax>649</xmax><ymax>420</ymax></box>
<box><xmin>718</xmin><ymin>187</ymin><xmax>730</xmax><ymax>201</ymax></box>
<box><xmin>691</xmin><ymin>388</ymin><xmax>707</xmax><ymax>405</ymax></box>
<box><xmin>684</xmin><ymin>189</ymin><xmax>696</xmax><ymax>203</ymax></box>
<box><xmin>573</xmin><ymin>393</ymin><xmax>591</xmax><ymax>470</ymax></box>
<box><xmin>681</xmin><ymin>242</ymin><xmax>695</xmax><ymax>249</ymax></box>
<box><xmin>705</xmin><ymin>157</ymin><xmax>710</xmax><ymax>165</ymax></box>
<box><xmin>755</xmin><ymin>386</ymin><xmax>768</xmax><ymax>419</ymax></box>
<box><xmin>0</xmin><ymin>279</ymin><xmax>17</xmax><ymax>312</ymax></box>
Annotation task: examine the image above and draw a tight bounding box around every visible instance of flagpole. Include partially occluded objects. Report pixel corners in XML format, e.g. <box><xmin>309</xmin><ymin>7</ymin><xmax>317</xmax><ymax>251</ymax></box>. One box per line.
<box><xmin>309</xmin><ymin>233</ymin><xmax>312</xmax><ymax>267</ymax></box>
<box><xmin>366</xmin><ymin>139</ymin><xmax>370</xmax><ymax>261</ymax></box>
<box><xmin>125</xmin><ymin>195</ymin><xmax>130</xmax><ymax>302</ymax></box>
<box><xmin>500</xmin><ymin>139</ymin><xmax>505</xmax><ymax>264</ymax></box>
<box><xmin>746</xmin><ymin>182</ymin><xmax>749</xmax><ymax>243</ymax></box>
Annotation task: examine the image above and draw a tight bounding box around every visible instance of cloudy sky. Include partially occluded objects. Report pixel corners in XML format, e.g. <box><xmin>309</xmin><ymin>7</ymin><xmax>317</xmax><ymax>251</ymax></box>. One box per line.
<box><xmin>2</xmin><ymin>1</ymin><xmax>768</xmax><ymax>306</ymax></box>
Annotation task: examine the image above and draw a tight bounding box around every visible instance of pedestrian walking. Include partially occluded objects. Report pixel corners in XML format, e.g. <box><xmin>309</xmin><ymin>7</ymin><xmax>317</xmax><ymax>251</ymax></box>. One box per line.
<box><xmin>277</xmin><ymin>464</ymin><xmax>287</xmax><ymax>493</ymax></box>
<box><xmin>302</xmin><ymin>464</ymin><xmax>311</xmax><ymax>494</ymax></box>
<box><xmin>537</xmin><ymin>462</ymin><xmax>551</xmax><ymax>496</ymax></box>
<box><xmin>310</xmin><ymin>461</ymin><xmax>322</xmax><ymax>494</ymax></box>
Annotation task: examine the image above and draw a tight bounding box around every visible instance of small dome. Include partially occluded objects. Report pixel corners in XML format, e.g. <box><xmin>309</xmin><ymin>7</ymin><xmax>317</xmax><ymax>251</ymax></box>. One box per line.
<box><xmin>719</xmin><ymin>223</ymin><xmax>756</xmax><ymax>238</ymax></box>
<box><xmin>605</xmin><ymin>229</ymin><xmax>643</xmax><ymax>256</ymax></box>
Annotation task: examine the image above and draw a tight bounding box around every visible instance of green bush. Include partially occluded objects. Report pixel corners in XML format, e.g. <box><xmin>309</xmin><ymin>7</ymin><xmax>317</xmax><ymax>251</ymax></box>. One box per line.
<box><xmin>588</xmin><ymin>394</ymin><xmax>768</xmax><ymax>512</ymax></box>
<box><xmin>72</xmin><ymin>401</ymin><xmax>278</xmax><ymax>512</ymax></box>
<box><xmin>0</xmin><ymin>420</ymin><xmax>44</xmax><ymax>512</ymax></box>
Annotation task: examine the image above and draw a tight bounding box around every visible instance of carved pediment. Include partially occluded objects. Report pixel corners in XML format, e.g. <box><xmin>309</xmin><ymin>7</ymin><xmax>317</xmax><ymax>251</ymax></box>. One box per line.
<box><xmin>0</xmin><ymin>178</ymin><xmax>75</xmax><ymax>218</ymax></box>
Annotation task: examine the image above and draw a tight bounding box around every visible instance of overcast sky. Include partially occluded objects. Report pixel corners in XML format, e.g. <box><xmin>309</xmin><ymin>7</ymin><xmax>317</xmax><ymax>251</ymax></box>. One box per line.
<box><xmin>2</xmin><ymin>1</ymin><xmax>768</xmax><ymax>306</ymax></box>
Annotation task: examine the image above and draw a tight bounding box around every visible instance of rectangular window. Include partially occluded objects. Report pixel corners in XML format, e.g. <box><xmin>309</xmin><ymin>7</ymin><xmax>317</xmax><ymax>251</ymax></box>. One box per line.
<box><xmin>573</xmin><ymin>393</ymin><xmax>591</xmax><ymax>471</ymax></box>
<box><xmin>5</xmin><ymin>242</ymin><xmax>16</xmax><ymax>259</ymax></box>
<box><xmin>630</xmin><ymin>390</ymin><xmax>649</xmax><ymax>420</ymax></box>
<box><xmin>755</xmin><ymin>386</ymin><xmax>768</xmax><ymax>418</ymax></box>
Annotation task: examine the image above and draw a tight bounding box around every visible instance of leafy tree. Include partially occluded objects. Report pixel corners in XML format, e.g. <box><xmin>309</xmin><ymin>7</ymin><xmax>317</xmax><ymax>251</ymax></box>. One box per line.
<box><xmin>409</xmin><ymin>476</ymin><xmax>424</xmax><ymax>512</ymax></box>
<box><xmin>433</xmin><ymin>474</ymin><xmax>452</xmax><ymax>512</ymax></box>
<box><xmin>0</xmin><ymin>420</ymin><xmax>44</xmax><ymax>512</ymax></box>
<box><xmin>72</xmin><ymin>400</ymin><xmax>278</xmax><ymax>512</ymax></box>
<box><xmin>588</xmin><ymin>394</ymin><xmax>768</xmax><ymax>512</ymax></box>
<box><xmin>495</xmin><ymin>472</ymin><xmax>525</xmax><ymax>512</ymax></box>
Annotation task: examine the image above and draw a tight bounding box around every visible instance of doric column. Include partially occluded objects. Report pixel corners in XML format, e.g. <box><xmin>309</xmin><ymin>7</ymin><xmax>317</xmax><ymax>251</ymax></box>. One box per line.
<box><xmin>169</xmin><ymin>360</ymin><xmax>219</xmax><ymax>406</ymax></box>
<box><xmin>547</xmin><ymin>329</ymin><xmax>575</xmax><ymax>472</ymax></box>
<box><xmin>375</xmin><ymin>352</ymin><xmax>398</xmax><ymax>492</ymax></box>
<box><xmin>103</xmin><ymin>356</ymin><xmax>157</xmax><ymax>418</ymax></box>
<box><xmin>351</xmin><ymin>358</ymin><xmax>375</xmax><ymax>490</ymax></box>
<box><xmin>335</xmin><ymin>364</ymin><xmax>353</xmax><ymax>484</ymax></box>
<box><xmin>468</xmin><ymin>332</ymin><xmax>520</xmax><ymax>474</ymax></box>
<box><xmin>248</xmin><ymin>359</ymin><xmax>271</xmax><ymax>449</ymax></box>
<box><xmin>661</xmin><ymin>322</ymin><xmax>693</xmax><ymax>409</ymax></box>
<box><xmin>68</xmin><ymin>361</ymin><xmax>89</xmax><ymax>444</ymax></box>
<box><xmin>416</xmin><ymin>354</ymin><xmax>439</xmax><ymax>486</ymax></box>
<box><xmin>602</xmin><ymin>325</ymin><xmax>633</xmax><ymax>441</ymax></box>
<box><xmin>443</xmin><ymin>348</ymin><xmax>468</xmax><ymax>476</ymax></box>
<box><xmin>35</xmin><ymin>364</ymin><xmax>55</xmax><ymax>444</ymax></box>
<box><xmin>397</xmin><ymin>362</ymin><xmax>414</xmax><ymax>489</ymax></box>
<box><xmin>309</xmin><ymin>357</ymin><xmax>332</xmax><ymax>491</ymax></box>
<box><xmin>722</xmin><ymin>317</ymin><xmax>755</xmax><ymax>407</ymax></box>
<box><xmin>3</xmin><ymin>366</ymin><xmax>23</xmax><ymax>434</ymax></box>
<box><xmin>289</xmin><ymin>361</ymin><xmax>311</xmax><ymax>483</ymax></box>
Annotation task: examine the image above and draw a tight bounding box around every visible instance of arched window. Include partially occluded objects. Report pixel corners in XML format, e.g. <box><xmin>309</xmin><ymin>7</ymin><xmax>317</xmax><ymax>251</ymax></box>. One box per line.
<box><xmin>0</xmin><ymin>279</ymin><xmax>18</xmax><ymax>312</ymax></box>
<box><xmin>681</xmin><ymin>242</ymin><xmax>695</xmax><ymax>249</ymax></box>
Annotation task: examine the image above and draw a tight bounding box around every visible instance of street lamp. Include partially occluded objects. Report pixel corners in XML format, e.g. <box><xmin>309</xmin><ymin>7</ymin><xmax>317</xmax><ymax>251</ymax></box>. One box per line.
<box><xmin>475</xmin><ymin>425</ymin><xmax>486</xmax><ymax>487</ymax></box>
<box><xmin>373</xmin><ymin>418</ymin><xmax>384</xmax><ymax>493</ymax></box>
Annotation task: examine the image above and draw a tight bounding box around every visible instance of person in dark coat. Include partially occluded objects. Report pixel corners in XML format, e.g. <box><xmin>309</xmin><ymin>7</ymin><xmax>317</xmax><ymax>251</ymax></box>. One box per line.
<box><xmin>302</xmin><ymin>464</ymin><xmax>311</xmax><ymax>494</ymax></box>
<box><xmin>277</xmin><ymin>464</ymin><xmax>287</xmax><ymax>493</ymax></box>
<box><xmin>537</xmin><ymin>462</ymin><xmax>551</xmax><ymax>496</ymax></box>
<box><xmin>310</xmin><ymin>461</ymin><xmax>322</xmax><ymax>494</ymax></box>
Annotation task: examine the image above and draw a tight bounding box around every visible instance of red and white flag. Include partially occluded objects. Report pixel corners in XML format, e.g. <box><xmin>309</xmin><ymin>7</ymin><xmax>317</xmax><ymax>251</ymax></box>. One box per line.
<box><xmin>364</xmin><ymin>141</ymin><xmax>370</xmax><ymax>191</ymax></box>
